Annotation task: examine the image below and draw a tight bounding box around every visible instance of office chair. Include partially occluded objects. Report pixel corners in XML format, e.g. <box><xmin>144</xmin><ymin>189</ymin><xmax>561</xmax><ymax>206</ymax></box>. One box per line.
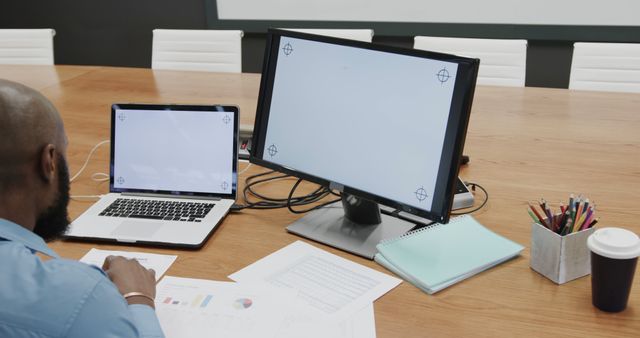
<box><xmin>281</xmin><ymin>29</ymin><xmax>374</xmax><ymax>42</ymax></box>
<box><xmin>414</xmin><ymin>36</ymin><xmax>528</xmax><ymax>87</ymax></box>
<box><xmin>0</xmin><ymin>29</ymin><xmax>56</xmax><ymax>65</ymax></box>
<box><xmin>569</xmin><ymin>42</ymin><xmax>640</xmax><ymax>93</ymax></box>
<box><xmin>151</xmin><ymin>29</ymin><xmax>243</xmax><ymax>73</ymax></box>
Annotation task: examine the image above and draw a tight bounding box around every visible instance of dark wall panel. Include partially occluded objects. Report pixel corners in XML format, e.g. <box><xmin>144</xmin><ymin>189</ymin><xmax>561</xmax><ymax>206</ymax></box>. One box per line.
<box><xmin>241</xmin><ymin>34</ymin><xmax>268</xmax><ymax>74</ymax></box>
<box><xmin>526</xmin><ymin>41</ymin><xmax>574</xmax><ymax>89</ymax></box>
<box><xmin>0</xmin><ymin>0</ymin><xmax>207</xmax><ymax>67</ymax></box>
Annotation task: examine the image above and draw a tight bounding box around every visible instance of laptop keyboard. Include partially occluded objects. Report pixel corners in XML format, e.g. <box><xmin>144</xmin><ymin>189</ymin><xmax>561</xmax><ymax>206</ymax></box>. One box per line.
<box><xmin>98</xmin><ymin>198</ymin><xmax>215</xmax><ymax>222</ymax></box>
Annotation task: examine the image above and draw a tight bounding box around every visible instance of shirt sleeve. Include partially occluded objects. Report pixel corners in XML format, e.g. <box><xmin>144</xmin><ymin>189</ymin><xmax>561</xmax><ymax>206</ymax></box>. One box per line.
<box><xmin>128</xmin><ymin>304</ymin><xmax>165</xmax><ymax>338</ymax></box>
<box><xmin>65</xmin><ymin>278</ymin><xmax>165</xmax><ymax>338</ymax></box>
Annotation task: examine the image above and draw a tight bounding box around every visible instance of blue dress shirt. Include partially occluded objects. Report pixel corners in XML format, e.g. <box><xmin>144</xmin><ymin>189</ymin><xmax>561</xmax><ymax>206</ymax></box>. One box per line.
<box><xmin>0</xmin><ymin>218</ymin><xmax>165</xmax><ymax>338</ymax></box>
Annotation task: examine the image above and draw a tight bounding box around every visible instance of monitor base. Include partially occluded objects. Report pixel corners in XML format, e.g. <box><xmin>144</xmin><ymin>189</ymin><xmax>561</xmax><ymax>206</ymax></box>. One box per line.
<box><xmin>286</xmin><ymin>202</ymin><xmax>415</xmax><ymax>259</ymax></box>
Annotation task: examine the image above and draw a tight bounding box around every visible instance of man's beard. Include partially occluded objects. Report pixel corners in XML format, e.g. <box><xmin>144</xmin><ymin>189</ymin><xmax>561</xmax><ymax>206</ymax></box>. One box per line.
<box><xmin>33</xmin><ymin>154</ymin><xmax>71</xmax><ymax>242</ymax></box>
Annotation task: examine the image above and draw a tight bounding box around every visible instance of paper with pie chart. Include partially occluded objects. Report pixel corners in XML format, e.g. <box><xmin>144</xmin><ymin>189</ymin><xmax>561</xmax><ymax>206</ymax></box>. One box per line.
<box><xmin>155</xmin><ymin>276</ymin><xmax>295</xmax><ymax>338</ymax></box>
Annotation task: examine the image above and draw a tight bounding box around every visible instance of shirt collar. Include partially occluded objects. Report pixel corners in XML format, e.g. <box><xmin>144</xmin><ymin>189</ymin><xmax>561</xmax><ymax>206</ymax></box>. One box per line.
<box><xmin>0</xmin><ymin>218</ymin><xmax>60</xmax><ymax>258</ymax></box>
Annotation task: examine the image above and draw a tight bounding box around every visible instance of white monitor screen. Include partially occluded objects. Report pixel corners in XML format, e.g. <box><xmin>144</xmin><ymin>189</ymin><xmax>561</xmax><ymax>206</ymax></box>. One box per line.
<box><xmin>111</xmin><ymin>107</ymin><xmax>236</xmax><ymax>196</ymax></box>
<box><xmin>260</xmin><ymin>36</ymin><xmax>459</xmax><ymax>212</ymax></box>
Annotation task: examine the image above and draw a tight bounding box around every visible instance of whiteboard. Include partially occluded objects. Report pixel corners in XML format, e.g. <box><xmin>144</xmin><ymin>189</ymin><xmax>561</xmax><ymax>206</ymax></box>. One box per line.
<box><xmin>216</xmin><ymin>0</ymin><xmax>639</xmax><ymax>26</ymax></box>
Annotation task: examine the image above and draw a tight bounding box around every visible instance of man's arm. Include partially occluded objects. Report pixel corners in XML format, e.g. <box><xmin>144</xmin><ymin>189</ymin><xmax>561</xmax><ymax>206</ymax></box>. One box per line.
<box><xmin>65</xmin><ymin>256</ymin><xmax>164</xmax><ymax>338</ymax></box>
<box><xmin>102</xmin><ymin>256</ymin><xmax>158</xmax><ymax>308</ymax></box>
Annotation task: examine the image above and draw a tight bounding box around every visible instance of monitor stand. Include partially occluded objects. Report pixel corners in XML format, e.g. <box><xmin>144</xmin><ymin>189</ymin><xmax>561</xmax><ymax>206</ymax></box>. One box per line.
<box><xmin>286</xmin><ymin>193</ymin><xmax>416</xmax><ymax>259</ymax></box>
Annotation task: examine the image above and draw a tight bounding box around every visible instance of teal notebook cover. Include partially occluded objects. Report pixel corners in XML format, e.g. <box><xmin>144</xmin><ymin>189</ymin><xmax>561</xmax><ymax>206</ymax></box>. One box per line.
<box><xmin>375</xmin><ymin>215</ymin><xmax>524</xmax><ymax>294</ymax></box>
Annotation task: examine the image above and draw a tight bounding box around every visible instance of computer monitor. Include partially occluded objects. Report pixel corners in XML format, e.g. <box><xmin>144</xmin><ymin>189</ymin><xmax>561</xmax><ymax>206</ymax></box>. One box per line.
<box><xmin>250</xmin><ymin>29</ymin><xmax>479</xmax><ymax>259</ymax></box>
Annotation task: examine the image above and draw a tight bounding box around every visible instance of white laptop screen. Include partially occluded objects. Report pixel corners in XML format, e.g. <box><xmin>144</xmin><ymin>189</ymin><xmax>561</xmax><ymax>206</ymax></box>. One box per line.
<box><xmin>109</xmin><ymin>104</ymin><xmax>238</xmax><ymax>198</ymax></box>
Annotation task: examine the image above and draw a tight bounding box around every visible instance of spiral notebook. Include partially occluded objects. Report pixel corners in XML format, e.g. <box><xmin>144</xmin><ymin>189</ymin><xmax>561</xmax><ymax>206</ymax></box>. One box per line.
<box><xmin>374</xmin><ymin>215</ymin><xmax>524</xmax><ymax>294</ymax></box>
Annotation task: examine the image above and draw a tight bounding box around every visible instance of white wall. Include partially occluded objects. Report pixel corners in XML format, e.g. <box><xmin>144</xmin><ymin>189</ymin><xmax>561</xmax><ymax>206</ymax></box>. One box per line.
<box><xmin>217</xmin><ymin>0</ymin><xmax>639</xmax><ymax>26</ymax></box>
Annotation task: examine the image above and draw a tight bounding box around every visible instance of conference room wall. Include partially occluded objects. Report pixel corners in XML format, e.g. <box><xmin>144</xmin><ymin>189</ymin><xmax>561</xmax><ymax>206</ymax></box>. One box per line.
<box><xmin>0</xmin><ymin>0</ymin><xmax>207</xmax><ymax>68</ymax></box>
<box><xmin>0</xmin><ymin>0</ymin><xmax>628</xmax><ymax>88</ymax></box>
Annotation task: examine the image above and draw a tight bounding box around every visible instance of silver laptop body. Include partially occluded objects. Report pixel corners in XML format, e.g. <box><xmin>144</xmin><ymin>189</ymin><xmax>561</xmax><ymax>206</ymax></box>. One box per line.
<box><xmin>66</xmin><ymin>104</ymin><xmax>239</xmax><ymax>248</ymax></box>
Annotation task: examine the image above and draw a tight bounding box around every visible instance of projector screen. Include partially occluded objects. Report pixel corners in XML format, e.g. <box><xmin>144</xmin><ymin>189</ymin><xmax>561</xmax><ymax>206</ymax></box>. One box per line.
<box><xmin>216</xmin><ymin>0</ymin><xmax>639</xmax><ymax>26</ymax></box>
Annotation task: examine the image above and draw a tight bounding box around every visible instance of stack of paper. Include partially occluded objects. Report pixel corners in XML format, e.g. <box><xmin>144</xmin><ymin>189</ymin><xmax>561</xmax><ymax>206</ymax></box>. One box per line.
<box><xmin>154</xmin><ymin>241</ymin><xmax>401</xmax><ymax>338</ymax></box>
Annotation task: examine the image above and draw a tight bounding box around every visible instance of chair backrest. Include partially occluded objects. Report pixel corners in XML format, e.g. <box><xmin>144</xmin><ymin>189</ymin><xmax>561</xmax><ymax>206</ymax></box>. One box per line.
<box><xmin>282</xmin><ymin>29</ymin><xmax>374</xmax><ymax>42</ymax></box>
<box><xmin>414</xmin><ymin>36</ymin><xmax>527</xmax><ymax>87</ymax></box>
<box><xmin>0</xmin><ymin>29</ymin><xmax>56</xmax><ymax>65</ymax></box>
<box><xmin>569</xmin><ymin>42</ymin><xmax>640</xmax><ymax>93</ymax></box>
<box><xmin>152</xmin><ymin>29</ymin><xmax>243</xmax><ymax>73</ymax></box>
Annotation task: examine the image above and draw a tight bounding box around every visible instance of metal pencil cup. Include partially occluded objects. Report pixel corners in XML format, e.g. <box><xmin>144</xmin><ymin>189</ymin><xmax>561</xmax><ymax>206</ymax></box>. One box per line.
<box><xmin>530</xmin><ymin>222</ymin><xmax>595</xmax><ymax>284</ymax></box>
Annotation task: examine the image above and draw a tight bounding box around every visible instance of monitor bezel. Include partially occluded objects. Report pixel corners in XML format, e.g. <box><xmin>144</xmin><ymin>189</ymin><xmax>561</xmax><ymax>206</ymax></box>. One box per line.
<box><xmin>250</xmin><ymin>29</ymin><xmax>478</xmax><ymax>224</ymax></box>
<box><xmin>109</xmin><ymin>103</ymin><xmax>239</xmax><ymax>199</ymax></box>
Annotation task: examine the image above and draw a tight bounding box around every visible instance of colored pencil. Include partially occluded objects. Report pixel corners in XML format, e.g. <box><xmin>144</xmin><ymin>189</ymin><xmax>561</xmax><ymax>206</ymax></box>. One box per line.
<box><xmin>578</xmin><ymin>206</ymin><xmax>593</xmax><ymax>230</ymax></box>
<box><xmin>574</xmin><ymin>199</ymin><xmax>587</xmax><ymax>231</ymax></box>
<box><xmin>570</xmin><ymin>196</ymin><xmax>579</xmax><ymax>225</ymax></box>
<box><xmin>568</xmin><ymin>194</ymin><xmax>575</xmax><ymax>217</ymax></box>
<box><xmin>557</xmin><ymin>209</ymin><xmax>570</xmax><ymax>234</ymax></box>
<box><xmin>527</xmin><ymin>208</ymin><xmax>540</xmax><ymax>224</ymax></box>
<box><xmin>541</xmin><ymin>199</ymin><xmax>554</xmax><ymax>226</ymax></box>
<box><xmin>529</xmin><ymin>203</ymin><xmax>548</xmax><ymax>228</ymax></box>
<box><xmin>580</xmin><ymin>208</ymin><xmax>594</xmax><ymax>231</ymax></box>
<box><xmin>562</xmin><ymin>217</ymin><xmax>573</xmax><ymax>235</ymax></box>
<box><xmin>527</xmin><ymin>194</ymin><xmax>597</xmax><ymax>235</ymax></box>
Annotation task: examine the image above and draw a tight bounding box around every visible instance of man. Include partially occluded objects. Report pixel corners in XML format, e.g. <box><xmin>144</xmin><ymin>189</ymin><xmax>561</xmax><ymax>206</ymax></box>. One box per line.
<box><xmin>0</xmin><ymin>79</ymin><xmax>165</xmax><ymax>337</ymax></box>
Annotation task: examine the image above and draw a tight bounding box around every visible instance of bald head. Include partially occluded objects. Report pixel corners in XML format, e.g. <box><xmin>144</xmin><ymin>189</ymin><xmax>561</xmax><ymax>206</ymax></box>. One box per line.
<box><xmin>0</xmin><ymin>79</ymin><xmax>66</xmax><ymax>189</ymax></box>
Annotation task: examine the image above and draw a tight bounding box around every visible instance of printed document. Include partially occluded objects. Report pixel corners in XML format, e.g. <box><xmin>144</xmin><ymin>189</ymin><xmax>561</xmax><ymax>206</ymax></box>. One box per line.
<box><xmin>79</xmin><ymin>248</ymin><xmax>177</xmax><ymax>281</ymax></box>
<box><xmin>229</xmin><ymin>240</ymin><xmax>401</xmax><ymax>318</ymax></box>
<box><xmin>155</xmin><ymin>276</ymin><xmax>293</xmax><ymax>338</ymax></box>
<box><xmin>275</xmin><ymin>302</ymin><xmax>376</xmax><ymax>338</ymax></box>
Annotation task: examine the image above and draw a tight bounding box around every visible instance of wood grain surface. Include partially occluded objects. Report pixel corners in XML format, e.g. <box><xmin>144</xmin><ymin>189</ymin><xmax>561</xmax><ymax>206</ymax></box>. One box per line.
<box><xmin>2</xmin><ymin>65</ymin><xmax>639</xmax><ymax>338</ymax></box>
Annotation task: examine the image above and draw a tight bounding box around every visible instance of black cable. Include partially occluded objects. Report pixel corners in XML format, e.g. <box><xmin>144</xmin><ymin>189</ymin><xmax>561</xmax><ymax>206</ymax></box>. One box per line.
<box><xmin>244</xmin><ymin>172</ymin><xmax>290</xmax><ymax>201</ymax></box>
<box><xmin>232</xmin><ymin>170</ymin><xmax>339</xmax><ymax>211</ymax></box>
<box><xmin>451</xmin><ymin>181</ymin><xmax>489</xmax><ymax>215</ymax></box>
<box><xmin>232</xmin><ymin>171</ymin><xmax>287</xmax><ymax>210</ymax></box>
<box><xmin>235</xmin><ymin>171</ymin><xmax>287</xmax><ymax>210</ymax></box>
<box><xmin>235</xmin><ymin>170</ymin><xmax>487</xmax><ymax>219</ymax></box>
<box><xmin>246</xmin><ymin>175</ymin><xmax>325</xmax><ymax>202</ymax></box>
<box><xmin>286</xmin><ymin>178</ymin><xmax>341</xmax><ymax>214</ymax></box>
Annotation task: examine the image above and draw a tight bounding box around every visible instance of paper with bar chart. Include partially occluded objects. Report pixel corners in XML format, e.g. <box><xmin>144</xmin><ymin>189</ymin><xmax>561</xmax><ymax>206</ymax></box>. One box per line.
<box><xmin>155</xmin><ymin>276</ymin><xmax>294</xmax><ymax>338</ymax></box>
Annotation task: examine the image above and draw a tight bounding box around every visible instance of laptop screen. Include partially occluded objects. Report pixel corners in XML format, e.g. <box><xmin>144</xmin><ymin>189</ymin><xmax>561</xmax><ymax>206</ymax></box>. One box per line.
<box><xmin>109</xmin><ymin>104</ymin><xmax>238</xmax><ymax>198</ymax></box>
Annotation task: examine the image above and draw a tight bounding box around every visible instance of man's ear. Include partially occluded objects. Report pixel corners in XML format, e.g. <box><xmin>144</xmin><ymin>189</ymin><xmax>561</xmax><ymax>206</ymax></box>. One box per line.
<box><xmin>39</xmin><ymin>144</ymin><xmax>57</xmax><ymax>183</ymax></box>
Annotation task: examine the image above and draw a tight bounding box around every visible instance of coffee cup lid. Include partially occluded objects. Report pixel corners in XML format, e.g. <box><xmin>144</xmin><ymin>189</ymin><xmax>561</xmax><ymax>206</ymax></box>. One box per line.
<box><xmin>588</xmin><ymin>227</ymin><xmax>640</xmax><ymax>260</ymax></box>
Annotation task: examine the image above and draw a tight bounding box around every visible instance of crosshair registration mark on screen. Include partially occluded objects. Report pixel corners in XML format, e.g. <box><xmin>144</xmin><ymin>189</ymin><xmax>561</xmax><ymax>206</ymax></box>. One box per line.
<box><xmin>267</xmin><ymin>144</ymin><xmax>278</xmax><ymax>157</ymax></box>
<box><xmin>436</xmin><ymin>68</ymin><xmax>450</xmax><ymax>84</ymax></box>
<box><xmin>414</xmin><ymin>186</ymin><xmax>428</xmax><ymax>202</ymax></box>
<box><xmin>282</xmin><ymin>43</ymin><xmax>293</xmax><ymax>56</ymax></box>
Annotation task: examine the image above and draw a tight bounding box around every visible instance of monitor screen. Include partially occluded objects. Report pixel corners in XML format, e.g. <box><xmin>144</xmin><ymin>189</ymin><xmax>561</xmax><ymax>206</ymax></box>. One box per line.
<box><xmin>110</xmin><ymin>104</ymin><xmax>238</xmax><ymax>198</ymax></box>
<box><xmin>250</xmin><ymin>30</ymin><xmax>478</xmax><ymax>257</ymax></box>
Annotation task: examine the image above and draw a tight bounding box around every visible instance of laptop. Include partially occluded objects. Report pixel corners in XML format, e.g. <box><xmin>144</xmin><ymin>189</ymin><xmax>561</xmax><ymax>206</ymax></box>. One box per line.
<box><xmin>65</xmin><ymin>103</ymin><xmax>239</xmax><ymax>248</ymax></box>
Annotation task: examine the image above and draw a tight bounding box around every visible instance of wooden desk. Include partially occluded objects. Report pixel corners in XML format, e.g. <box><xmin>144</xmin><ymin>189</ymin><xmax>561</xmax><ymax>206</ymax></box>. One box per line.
<box><xmin>2</xmin><ymin>66</ymin><xmax>639</xmax><ymax>337</ymax></box>
<box><xmin>0</xmin><ymin>65</ymin><xmax>99</xmax><ymax>90</ymax></box>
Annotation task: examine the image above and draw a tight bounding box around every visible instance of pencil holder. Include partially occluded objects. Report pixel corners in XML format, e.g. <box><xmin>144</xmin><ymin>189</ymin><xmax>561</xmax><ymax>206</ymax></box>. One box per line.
<box><xmin>530</xmin><ymin>222</ymin><xmax>595</xmax><ymax>284</ymax></box>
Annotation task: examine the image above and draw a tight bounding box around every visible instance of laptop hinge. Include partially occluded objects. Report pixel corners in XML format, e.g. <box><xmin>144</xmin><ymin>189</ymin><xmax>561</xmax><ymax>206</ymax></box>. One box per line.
<box><xmin>121</xmin><ymin>192</ymin><xmax>222</xmax><ymax>201</ymax></box>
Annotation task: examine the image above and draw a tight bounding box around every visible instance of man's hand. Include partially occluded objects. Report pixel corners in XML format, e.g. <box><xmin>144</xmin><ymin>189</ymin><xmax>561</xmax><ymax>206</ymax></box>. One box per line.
<box><xmin>102</xmin><ymin>255</ymin><xmax>157</xmax><ymax>308</ymax></box>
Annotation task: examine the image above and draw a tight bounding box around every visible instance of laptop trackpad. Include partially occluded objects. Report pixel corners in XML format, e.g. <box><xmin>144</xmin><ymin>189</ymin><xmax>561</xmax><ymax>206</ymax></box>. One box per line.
<box><xmin>111</xmin><ymin>220</ymin><xmax>160</xmax><ymax>239</ymax></box>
